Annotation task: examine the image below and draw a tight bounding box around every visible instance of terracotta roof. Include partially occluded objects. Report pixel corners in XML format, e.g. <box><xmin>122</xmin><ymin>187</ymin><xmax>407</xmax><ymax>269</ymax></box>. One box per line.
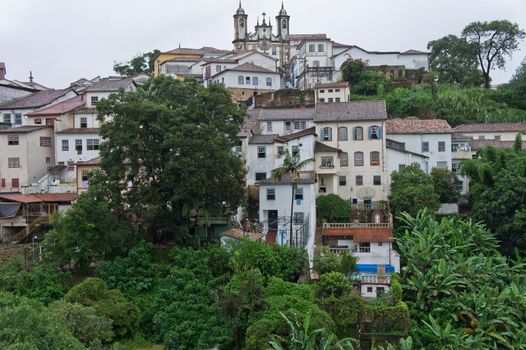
<box><xmin>453</xmin><ymin>122</ymin><xmax>526</xmax><ymax>133</ymax></box>
<box><xmin>315</xmin><ymin>141</ymin><xmax>341</xmax><ymax>153</ymax></box>
<box><xmin>76</xmin><ymin>157</ymin><xmax>101</xmax><ymax>166</ymax></box>
<box><xmin>285</xmin><ymin>34</ymin><xmax>327</xmax><ymax>41</ymax></box>
<box><xmin>257</xmin><ymin>170</ymin><xmax>316</xmax><ymax>185</ymax></box>
<box><xmin>386</xmin><ymin>117</ymin><xmax>452</xmax><ymax>134</ymax></box>
<box><xmin>452</xmin><ymin>133</ymin><xmax>473</xmax><ymax>141</ymax></box>
<box><xmin>314</xmin><ymin>101</ymin><xmax>387</xmax><ymax>122</ymax></box>
<box><xmin>84</xmin><ymin>78</ymin><xmax>135</xmax><ymax>92</ymax></box>
<box><xmin>228</xmin><ymin>63</ymin><xmax>277</xmax><ymax>74</ymax></box>
<box><xmin>56</xmin><ymin>128</ymin><xmax>99</xmax><ymax>134</ymax></box>
<box><xmin>322</xmin><ymin>226</ymin><xmax>393</xmax><ymax>242</ymax></box>
<box><xmin>276</xmin><ymin>127</ymin><xmax>317</xmax><ymax>141</ymax></box>
<box><xmin>314</xmin><ymin>82</ymin><xmax>350</xmax><ymax>89</ymax></box>
<box><xmin>0</xmin><ymin>88</ymin><xmax>75</xmax><ymax>109</ymax></box>
<box><xmin>165</xmin><ymin>47</ymin><xmax>230</xmax><ymax>55</ymax></box>
<box><xmin>0</xmin><ymin>193</ymin><xmax>77</xmax><ymax>204</ymax></box>
<box><xmin>0</xmin><ymin>125</ymin><xmax>50</xmax><ymax>134</ymax></box>
<box><xmin>249</xmin><ymin>134</ymin><xmax>278</xmax><ymax>144</ymax></box>
<box><xmin>470</xmin><ymin>139</ymin><xmax>526</xmax><ymax>151</ymax></box>
<box><xmin>26</xmin><ymin>96</ymin><xmax>84</xmax><ymax>117</ymax></box>
<box><xmin>247</xmin><ymin>107</ymin><xmax>316</xmax><ymax>121</ymax></box>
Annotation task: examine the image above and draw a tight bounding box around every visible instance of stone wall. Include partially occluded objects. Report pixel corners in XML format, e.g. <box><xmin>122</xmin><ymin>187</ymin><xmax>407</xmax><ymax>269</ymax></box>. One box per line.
<box><xmin>255</xmin><ymin>89</ymin><xmax>315</xmax><ymax>108</ymax></box>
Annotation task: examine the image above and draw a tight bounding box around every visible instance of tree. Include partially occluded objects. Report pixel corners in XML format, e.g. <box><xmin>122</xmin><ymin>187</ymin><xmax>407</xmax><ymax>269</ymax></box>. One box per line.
<box><xmin>430</xmin><ymin>168</ymin><xmax>461</xmax><ymax>203</ymax></box>
<box><xmin>498</xmin><ymin>57</ymin><xmax>526</xmax><ymax>110</ymax></box>
<box><xmin>427</xmin><ymin>35</ymin><xmax>483</xmax><ymax>86</ymax></box>
<box><xmin>113</xmin><ymin>50</ymin><xmax>160</xmax><ymax>76</ymax></box>
<box><xmin>462</xmin><ymin>20</ymin><xmax>525</xmax><ymax>88</ymax></box>
<box><xmin>316</xmin><ymin>194</ymin><xmax>352</xmax><ymax>225</ymax></box>
<box><xmin>271</xmin><ymin>148</ymin><xmax>313</xmax><ymax>244</ymax></box>
<box><xmin>342</xmin><ymin>59</ymin><xmax>389</xmax><ymax>95</ymax></box>
<box><xmin>95</xmin><ymin>76</ymin><xmax>246</xmax><ymax>241</ymax></box>
<box><xmin>388</xmin><ymin>164</ymin><xmax>440</xmax><ymax>217</ymax></box>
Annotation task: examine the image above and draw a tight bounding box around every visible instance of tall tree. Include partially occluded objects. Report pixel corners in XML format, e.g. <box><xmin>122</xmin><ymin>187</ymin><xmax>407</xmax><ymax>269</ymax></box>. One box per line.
<box><xmin>95</xmin><ymin>76</ymin><xmax>246</xmax><ymax>242</ymax></box>
<box><xmin>430</xmin><ymin>168</ymin><xmax>461</xmax><ymax>203</ymax></box>
<box><xmin>271</xmin><ymin>149</ymin><xmax>313</xmax><ymax>244</ymax></box>
<box><xmin>462</xmin><ymin>20</ymin><xmax>525</xmax><ymax>88</ymax></box>
<box><xmin>113</xmin><ymin>49</ymin><xmax>160</xmax><ymax>77</ymax></box>
<box><xmin>427</xmin><ymin>35</ymin><xmax>483</xmax><ymax>86</ymax></box>
<box><xmin>498</xmin><ymin>57</ymin><xmax>526</xmax><ymax>110</ymax></box>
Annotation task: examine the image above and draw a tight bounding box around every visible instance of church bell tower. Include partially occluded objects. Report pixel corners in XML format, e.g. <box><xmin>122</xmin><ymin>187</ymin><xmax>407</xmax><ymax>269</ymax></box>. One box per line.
<box><xmin>233</xmin><ymin>1</ymin><xmax>248</xmax><ymax>51</ymax></box>
<box><xmin>276</xmin><ymin>2</ymin><xmax>290</xmax><ymax>39</ymax></box>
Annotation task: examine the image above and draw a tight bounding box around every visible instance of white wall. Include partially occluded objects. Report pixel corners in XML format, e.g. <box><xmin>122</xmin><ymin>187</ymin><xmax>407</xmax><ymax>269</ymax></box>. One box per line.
<box><xmin>213</xmin><ymin>70</ymin><xmax>281</xmax><ymax>90</ymax></box>
<box><xmin>334</xmin><ymin>47</ymin><xmax>429</xmax><ymax>72</ymax></box>
<box><xmin>260</xmin><ymin>119</ymin><xmax>314</xmax><ymax>136</ymax></box>
<box><xmin>385</xmin><ymin>148</ymin><xmax>428</xmax><ymax>187</ymax></box>
<box><xmin>55</xmin><ymin>133</ymin><xmax>102</xmax><ymax>182</ymax></box>
<box><xmin>337</xmin><ymin>239</ymin><xmax>400</xmax><ymax>272</ymax></box>
<box><xmin>387</xmin><ymin>133</ymin><xmax>452</xmax><ymax>172</ymax></box>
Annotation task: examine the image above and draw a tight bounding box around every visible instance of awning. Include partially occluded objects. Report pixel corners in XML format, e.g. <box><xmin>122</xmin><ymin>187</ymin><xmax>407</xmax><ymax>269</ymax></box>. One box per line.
<box><xmin>0</xmin><ymin>203</ymin><xmax>21</xmax><ymax>218</ymax></box>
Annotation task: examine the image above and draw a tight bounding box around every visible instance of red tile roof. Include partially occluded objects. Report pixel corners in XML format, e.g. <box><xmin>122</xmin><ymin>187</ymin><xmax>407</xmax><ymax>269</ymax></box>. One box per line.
<box><xmin>26</xmin><ymin>96</ymin><xmax>84</xmax><ymax>117</ymax></box>
<box><xmin>453</xmin><ymin>122</ymin><xmax>526</xmax><ymax>133</ymax></box>
<box><xmin>322</xmin><ymin>226</ymin><xmax>393</xmax><ymax>242</ymax></box>
<box><xmin>0</xmin><ymin>193</ymin><xmax>77</xmax><ymax>204</ymax></box>
<box><xmin>56</xmin><ymin>128</ymin><xmax>99</xmax><ymax>134</ymax></box>
<box><xmin>314</xmin><ymin>82</ymin><xmax>350</xmax><ymax>89</ymax></box>
<box><xmin>386</xmin><ymin>117</ymin><xmax>452</xmax><ymax>134</ymax></box>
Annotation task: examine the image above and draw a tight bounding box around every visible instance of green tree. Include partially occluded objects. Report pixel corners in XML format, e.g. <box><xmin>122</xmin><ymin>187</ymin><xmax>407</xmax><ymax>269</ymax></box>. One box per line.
<box><xmin>430</xmin><ymin>168</ymin><xmax>461</xmax><ymax>203</ymax></box>
<box><xmin>342</xmin><ymin>59</ymin><xmax>389</xmax><ymax>95</ymax></box>
<box><xmin>316</xmin><ymin>194</ymin><xmax>352</xmax><ymax>224</ymax></box>
<box><xmin>95</xmin><ymin>76</ymin><xmax>246</xmax><ymax>241</ymax></box>
<box><xmin>113</xmin><ymin>50</ymin><xmax>160</xmax><ymax>76</ymax></box>
<box><xmin>427</xmin><ymin>35</ymin><xmax>482</xmax><ymax>86</ymax></box>
<box><xmin>389</xmin><ymin>164</ymin><xmax>440</xmax><ymax>217</ymax></box>
<box><xmin>462</xmin><ymin>20</ymin><xmax>525</xmax><ymax>88</ymax></box>
<box><xmin>271</xmin><ymin>148</ymin><xmax>314</xmax><ymax>243</ymax></box>
<box><xmin>498</xmin><ymin>57</ymin><xmax>526</xmax><ymax>110</ymax></box>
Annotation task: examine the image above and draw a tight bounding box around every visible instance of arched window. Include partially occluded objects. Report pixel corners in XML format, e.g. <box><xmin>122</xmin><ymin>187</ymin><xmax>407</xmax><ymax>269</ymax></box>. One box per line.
<box><xmin>282</xmin><ymin>19</ymin><xmax>287</xmax><ymax>29</ymax></box>
<box><xmin>321</xmin><ymin>127</ymin><xmax>332</xmax><ymax>141</ymax></box>
<box><xmin>338</xmin><ymin>127</ymin><xmax>348</xmax><ymax>141</ymax></box>
<box><xmin>238</xmin><ymin>75</ymin><xmax>244</xmax><ymax>85</ymax></box>
<box><xmin>353</xmin><ymin>127</ymin><xmax>363</xmax><ymax>140</ymax></box>
<box><xmin>369</xmin><ymin>125</ymin><xmax>382</xmax><ymax>140</ymax></box>
<box><xmin>340</xmin><ymin>152</ymin><xmax>348</xmax><ymax>167</ymax></box>
<box><xmin>354</xmin><ymin>151</ymin><xmax>364</xmax><ymax>166</ymax></box>
<box><xmin>370</xmin><ymin>151</ymin><xmax>380</xmax><ymax>166</ymax></box>
<box><xmin>239</xmin><ymin>19</ymin><xmax>244</xmax><ymax>28</ymax></box>
<box><xmin>313</xmin><ymin>60</ymin><xmax>320</xmax><ymax>67</ymax></box>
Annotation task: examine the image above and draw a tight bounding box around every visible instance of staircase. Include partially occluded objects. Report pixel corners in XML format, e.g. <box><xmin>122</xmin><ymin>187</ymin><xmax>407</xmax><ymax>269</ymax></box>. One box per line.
<box><xmin>11</xmin><ymin>215</ymin><xmax>51</xmax><ymax>244</ymax></box>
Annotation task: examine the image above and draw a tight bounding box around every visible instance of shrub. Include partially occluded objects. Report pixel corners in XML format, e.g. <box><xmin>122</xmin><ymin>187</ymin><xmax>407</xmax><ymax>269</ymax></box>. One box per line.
<box><xmin>317</xmin><ymin>292</ymin><xmax>365</xmax><ymax>338</ymax></box>
<box><xmin>317</xmin><ymin>272</ymin><xmax>352</xmax><ymax>298</ymax></box>
<box><xmin>316</xmin><ymin>194</ymin><xmax>352</xmax><ymax>225</ymax></box>
<box><xmin>313</xmin><ymin>248</ymin><xmax>356</xmax><ymax>275</ymax></box>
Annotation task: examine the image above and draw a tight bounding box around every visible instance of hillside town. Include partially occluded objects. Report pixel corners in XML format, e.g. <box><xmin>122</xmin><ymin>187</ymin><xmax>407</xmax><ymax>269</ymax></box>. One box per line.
<box><xmin>1</xmin><ymin>2</ymin><xmax>526</xmax><ymax>349</ymax></box>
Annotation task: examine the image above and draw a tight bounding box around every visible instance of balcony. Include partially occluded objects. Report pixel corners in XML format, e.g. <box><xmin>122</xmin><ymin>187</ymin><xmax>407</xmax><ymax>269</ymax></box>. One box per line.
<box><xmin>349</xmin><ymin>273</ymin><xmax>391</xmax><ymax>285</ymax></box>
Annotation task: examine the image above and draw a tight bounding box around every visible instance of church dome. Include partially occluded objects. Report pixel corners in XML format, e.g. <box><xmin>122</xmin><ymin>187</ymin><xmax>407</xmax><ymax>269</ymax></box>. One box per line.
<box><xmin>279</xmin><ymin>3</ymin><xmax>287</xmax><ymax>16</ymax></box>
<box><xmin>236</xmin><ymin>2</ymin><xmax>245</xmax><ymax>15</ymax></box>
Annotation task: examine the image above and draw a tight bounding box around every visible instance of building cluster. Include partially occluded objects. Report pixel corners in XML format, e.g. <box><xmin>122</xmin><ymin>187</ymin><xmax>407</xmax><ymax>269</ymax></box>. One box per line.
<box><xmin>2</xmin><ymin>3</ymin><xmax>525</xmax><ymax>298</ymax></box>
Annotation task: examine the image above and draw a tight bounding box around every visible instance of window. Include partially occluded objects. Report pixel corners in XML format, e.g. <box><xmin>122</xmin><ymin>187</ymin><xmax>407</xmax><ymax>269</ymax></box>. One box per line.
<box><xmin>7</xmin><ymin>135</ymin><xmax>19</xmax><ymax>145</ymax></box>
<box><xmin>80</xmin><ymin>117</ymin><xmax>87</xmax><ymax>128</ymax></box>
<box><xmin>478</xmin><ymin>135</ymin><xmax>485</xmax><ymax>140</ymax></box>
<box><xmin>353</xmin><ymin>127</ymin><xmax>363</xmax><ymax>140</ymax></box>
<box><xmin>328</xmin><ymin>89</ymin><xmax>333</xmax><ymax>93</ymax></box>
<box><xmin>495</xmin><ymin>135</ymin><xmax>501</xmax><ymax>140</ymax></box>
<box><xmin>294</xmin><ymin>120</ymin><xmax>306</xmax><ymax>130</ymax></box>
<box><xmin>40</xmin><ymin>137</ymin><xmax>51</xmax><ymax>147</ymax></box>
<box><xmin>367</xmin><ymin>287</ymin><xmax>373</xmax><ymax>293</ymax></box>
<box><xmin>438</xmin><ymin>141</ymin><xmax>446</xmax><ymax>152</ymax></box>
<box><xmin>320</xmin><ymin>89</ymin><xmax>325</xmax><ymax>93</ymax></box>
<box><xmin>252</xmin><ymin>76</ymin><xmax>259</xmax><ymax>85</ymax></box>
<box><xmin>318</xmin><ymin>44</ymin><xmax>324</xmax><ymax>52</ymax></box>
<box><xmin>308</xmin><ymin>44</ymin><xmax>316</xmax><ymax>52</ymax></box>
<box><xmin>293</xmin><ymin>212</ymin><xmax>304</xmax><ymax>225</ymax></box>
<box><xmin>277</xmin><ymin>146</ymin><xmax>285</xmax><ymax>156</ymax></box>
<box><xmin>295</xmin><ymin>188</ymin><xmax>303</xmax><ymax>200</ymax></box>
<box><xmin>373</xmin><ymin>175</ymin><xmax>381</xmax><ymax>185</ymax></box>
<box><xmin>244</xmin><ymin>76</ymin><xmax>250</xmax><ymax>85</ymax></box>
<box><xmin>46</xmin><ymin>156</ymin><xmax>51</xmax><ymax>164</ymax></box>
<box><xmin>0</xmin><ymin>178</ymin><xmax>4</xmax><ymax>187</ymax></box>
<box><xmin>422</xmin><ymin>141</ymin><xmax>429</xmax><ymax>152</ymax></box>
<box><xmin>319</xmin><ymin>98</ymin><xmax>325</xmax><ymax>103</ymax></box>
<box><xmin>335</xmin><ymin>89</ymin><xmax>340</xmax><ymax>92</ymax></box>
<box><xmin>238</xmin><ymin>75</ymin><xmax>244</xmax><ymax>85</ymax></box>
<box><xmin>398</xmin><ymin>164</ymin><xmax>406</xmax><ymax>171</ymax></box>
<box><xmin>335</xmin><ymin>128</ymin><xmax>347</xmax><ymax>142</ymax></box>
<box><xmin>321</xmin><ymin>127</ymin><xmax>332</xmax><ymax>141</ymax></box>
<box><xmin>335</xmin><ymin>97</ymin><xmax>341</xmax><ymax>102</ymax></box>
<box><xmin>452</xmin><ymin>162</ymin><xmax>459</xmax><ymax>173</ymax></box>
<box><xmin>216</xmin><ymin>65</ymin><xmax>221</xmax><ymax>73</ymax></box>
<box><xmin>321</xmin><ymin>156</ymin><xmax>334</xmax><ymax>168</ymax></box>
<box><xmin>285</xmin><ymin>121</ymin><xmax>292</xmax><ymax>131</ymax></box>
<box><xmin>62</xmin><ymin>139</ymin><xmax>69</xmax><ymax>151</ymax></box>
<box><xmin>339</xmin><ymin>176</ymin><xmax>346</xmax><ymax>186</ymax></box>
<box><xmin>436</xmin><ymin>161</ymin><xmax>448</xmax><ymax>169</ymax></box>
<box><xmin>267</xmin><ymin>188</ymin><xmax>276</xmax><ymax>200</ymax></box>
<box><xmin>356</xmin><ymin>175</ymin><xmax>363</xmax><ymax>186</ymax></box>
<box><xmin>255</xmin><ymin>172</ymin><xmax>267</xmax><ymax>181</ymax></box>
<box><xmin>3</xmin><ymin>113</ymin><xmax>11</xmax><ymax>124</ymax></box>
<box><xmin>328</xmin><ymin>98</ymin><xmax>333</xmax><ymax>102</ymax></box>
<box><xmin>340</xmin><ymin>152</ymin><xmax>348</xmax><ymax>167</ymax></box>
<box><xmin>313</xmin><ymin>60</ymin><xmax>320</xmax><ymax>67</ymax></box>
<box><xmin>369</xmin><ymin>125</ymin><xmax>381</xmax><ymax>139</ymax></box>
<box><xmin>14</xmin><ymin>113</ymin><xmax>22</xmax><ymax>125</ymax></box>
<box><xmin>282</xmin><ymin>19</ymin><xmax>287</xmax><ymax>29</ymax></box>
<box><xmin>266</xmin><ymin>77</ymin><xmax>272</xmax><ymax>87</ymax></box>
<box><xmin>266</xmin><ymin>121</ymin><xmax>272</xmax><ymax>132</ymax></box>
<box><xmin>257</xmin><ymin>146</ymin><xmax>266</xmax><ymax>158</ymax></box>
<box><xmin>378</xmin><ymin>242</ymin><xmax>383</xmax><ymax>247</ymax></box>
<box><xmin>90</xmin><ymin>96</ymin><xmax>98</xmax><ymax>106</ymax></box>
<box><xmin>86</xmin><ymin>139</ymin><xmax>99</xmax><ymax>150</ymax></box>
<box><xmin>291</xmin><ymin>145</ymin><xmax>299</xmax><ymax>157</ymax></box>
<box><xmin>370</xmin><ymin>151</ymin><xmax>380</xmax><ymax>166</ymax></box>
<box><xmin>239</xmin><ymin>18</ymin><xmax>244</xmax><ymax>28</ymax></box>
<box><xmin>359</xmin><ymin>242</ymin><xmax>371</xmax><ymax>253</ymax></box>
<box><xmin>11</xmin><ymin>178</ymin><xmax>19</xmax><ymax>188</ymax></box>
<box><xmin>272</xmin><ymin>47</ymin><xmax>277</xmax><ymax>55</ymax></box>
<box><xmin>34</xmin><ymin>118</ymin><xmax>42</xmax><ymax>125</ymax></box>
<box><xmin>45</xmin><ymin>118</ymin><xmax>54</xmax><ymax>126</ymax></box>
<box><xmin>8</xmin><ymin>157</ymin><xmax>20</xmax><ymax>168</ymax></box>
<box><xmin>75</xmin><ymin>139</ymin><xmax>82</xmax><ymax>154</ymax></box>
<box><xmin>354</xmin><ymin>151</ymin><xmax>364</xmax><ymax>166</ymax></box>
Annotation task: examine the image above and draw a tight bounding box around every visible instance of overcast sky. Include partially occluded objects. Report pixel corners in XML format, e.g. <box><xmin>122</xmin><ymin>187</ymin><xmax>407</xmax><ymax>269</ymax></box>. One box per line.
<box><xmin>2</xmin><ymin>0</ymin><xmax>525</xmax><ymax>88</ymax></box>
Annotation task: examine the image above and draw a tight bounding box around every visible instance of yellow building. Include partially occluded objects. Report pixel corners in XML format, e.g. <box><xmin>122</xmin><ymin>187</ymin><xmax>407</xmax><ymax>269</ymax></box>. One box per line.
<box><xmin>152</xmin><ymin>47</ymin><xmax>231</xmax><ymax>77</ymax></box>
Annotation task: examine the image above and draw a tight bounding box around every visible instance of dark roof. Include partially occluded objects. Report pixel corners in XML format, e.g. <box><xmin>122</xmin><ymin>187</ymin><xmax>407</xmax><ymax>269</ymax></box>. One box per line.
<box><xmin>314</xmin><ymin>82</ymin><xmax>350</xmax><ymax>89</ymax></box>
<box><xmin>0</xmin><ymin>125</ymin><xmax>50</xmax><ymax>134</ymax></box>
<box><xmin>314</xmin><ymin>141</ymin><xmax>341</xmax><ymax>153</ymax></box>
<box><xmin>452</xmin><ymin>133</ymin><xmax>473</xmax><ymax>141</ymax></box>
<box><xmin>0</xmin><ymin>88</ymin><xmax>74</xmax><ymax>109</ymax></box>
<box><xmin>386</xmin><ymin>117</ymin><xmax>452</xmax><ymax>134</ymax></box>
<box><xmin>228</xmin><ymin>63</ymin><xmax>277</xmax><ymax>74</ymax></box>
<box><xmin>286</xmin><ymin>34</ymin><xmax>327</xmax><ymax>41</ymax></box>
<box><xmin>453</xmin><ymin>122</ymin><xmax>526</xmax><ymax>133</ymax></box>
<box><xmin>247</xmin><ymin>107</ymin><xmax>316</xmax><ymax>121</ymax></box>
<box><xmin>249</xmin><ymin>134</ymin><xmax>278</xmax><ymax>144</ymax></box>
<box><xmin>276</xmin><ymin>127</ymin><xmax>317</xmax><ymax>142</ymax></box>
<box><xmin>401</xmin><ymin>49</ymin><xmax>429</xmax><ymax>55</ymax></box>
<box><xmin>313</xmin><ymin>101</ymin><xmax>387</xmax><ymax>122</ymax></box>
<box><xmin>258</xmin><ymin>171</ymin><xmax>316</xmax><ymax>185</ymax></box>
<box><xmin>84</xmin><ymin>78</ymin><xmax>134</xmax><ymax>92</ymax></box>
<box><xmin>56</xmin><ymin>128</ymin><xmax>99</xmax><ymax>134</ymax></box>
<box><xmin>470</xmin><ymin>139</ymin><xmax>526</xmax><ymax>151</ymax></box>
<box><xmin>26</xmin><ymin>96</ymin><xmax>84</xmax><ymax>116</ymax></box>
<box><xmin>165</xmin><ymin>47</ymin><xmax>230</xmax><ymax>55</ymax></box>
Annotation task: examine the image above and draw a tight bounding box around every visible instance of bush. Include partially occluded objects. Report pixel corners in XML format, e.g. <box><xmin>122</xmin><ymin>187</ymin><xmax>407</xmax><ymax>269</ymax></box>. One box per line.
<box><xmin>317</xmin><ymin>272</ymin><xmax>352</xmax><ymax>298</ymax></box>
<box><xmin>430</xmin><ymin>168</ymin><xmax>461</xmax><ymax>203</ymax></box>
<box><xmin>390</xmin><ymin>273</ymin><xmax>403</xmax><ymax>304</ymax></box>
<box><xmin>365</xmin><ymin>302</ymin><xmax>411</xmax><ymax>336</ymax></box>
<box><xmin>313</xmin><ymin>248</ymin><xmax>356</xmax><ymax>275</ymax></box>
<box><xmin>316</xmin><ymin>194</ymin><xmax>352</xmax><ymax>225</ymax></box>
<box><xmin>317</xmin><ymin>292</ymin><xmax>365</xmax><ymax>338</ymax></box>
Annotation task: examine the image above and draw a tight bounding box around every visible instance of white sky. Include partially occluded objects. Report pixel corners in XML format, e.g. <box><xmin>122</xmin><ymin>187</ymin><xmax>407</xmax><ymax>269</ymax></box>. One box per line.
<box><xmin>1</xmin><ymin>0</ymin><xmax>525</xmax><ymax>88</ymax></box>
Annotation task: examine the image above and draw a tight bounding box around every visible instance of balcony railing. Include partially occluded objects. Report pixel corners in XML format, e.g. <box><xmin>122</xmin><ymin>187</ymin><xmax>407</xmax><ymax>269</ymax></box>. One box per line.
<box><xmin>349</xmin><ymin>273</ymin><xmax>391</xmax><ymax>285</ymax></box>
<box><xmin>323</xmin><ymin>222</ymin><xmax>392</xmax><ymax>229</ymax></box>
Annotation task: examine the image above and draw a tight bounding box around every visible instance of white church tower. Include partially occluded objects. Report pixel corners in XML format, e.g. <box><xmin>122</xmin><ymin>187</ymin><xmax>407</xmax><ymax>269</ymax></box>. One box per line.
<box><xmin>233</xmin><ymin>1</ymin><xmax>248</xmax><ymax>51</ymax></box>
<box><xmin>276</xmin><ymin>2</ymin><xmax>290</xmax><ymax>39</ymax></box>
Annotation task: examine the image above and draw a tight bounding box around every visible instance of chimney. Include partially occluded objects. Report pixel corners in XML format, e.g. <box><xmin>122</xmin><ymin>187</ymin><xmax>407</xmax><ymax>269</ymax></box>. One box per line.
<box><xmin>0</xmin><ymin>62</ymin><xmax>5</xmax><ymax>80</ymax></box>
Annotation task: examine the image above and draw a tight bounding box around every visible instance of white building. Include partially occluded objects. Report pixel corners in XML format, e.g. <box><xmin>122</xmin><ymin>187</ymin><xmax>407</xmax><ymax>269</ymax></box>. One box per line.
<box><xmin>386</xmin><ymin>117</ymin><xmax>453</xmax><ymax>173</ymax></box>
<box><xmin>247</xmin><ymin>107</ymin><xmax>316</xmax><ymax>136</ymax></box>
<box><xmin>314</xmin><ymin>82</ymin><xmax>350</xmax><ymax>103</ymax></box>
<box><xmin>0</xmin><ymin>63</ymin><xmax>49</xmax><ymax>104</ymax></box>
<box><xmin>385</xmin><ymin>138</ymin><xmax>428</xmax><ymax>185</ymax></box>
<box><xmin>453</xmin><ymin>122</ymin><xmax>526</xmax><ymax>142</ymax></box>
